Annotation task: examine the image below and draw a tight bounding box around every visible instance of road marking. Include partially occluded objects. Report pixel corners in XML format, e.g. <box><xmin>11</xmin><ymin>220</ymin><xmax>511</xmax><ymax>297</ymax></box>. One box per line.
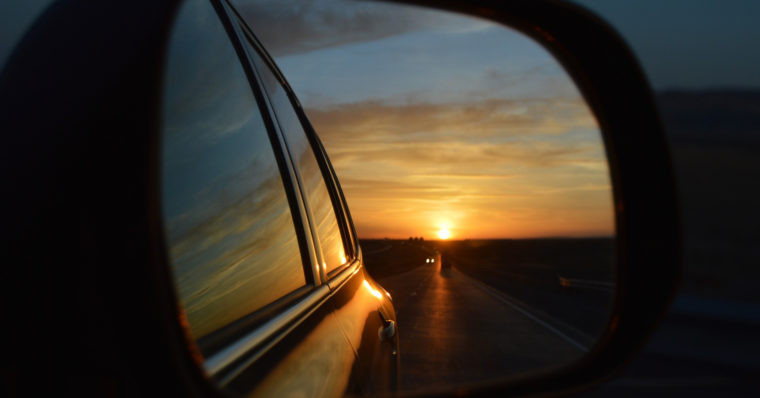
<box><xmin>464</xmin><ymin>273</ymin><xmax>589</xmax><ymax>352</ymax></box>
<box><xmin>557</xmin><ymin>275</ymin><xmax>615</xmax><ymax>291</ymax></box>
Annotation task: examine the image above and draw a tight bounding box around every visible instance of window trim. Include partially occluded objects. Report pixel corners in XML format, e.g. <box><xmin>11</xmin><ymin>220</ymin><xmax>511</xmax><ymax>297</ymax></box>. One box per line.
<box><xmin>228</xmin><ymin>7</ymin><xmax>357</xmax><ymax>281</ymax></box>
<box><xmin>314</xmin><ymin>135</ymin><xmax>359</xmax><ymax>261</ymax></box>
<box><xmin>198</xmin><ymin>0</ymin><xmax>372</xmax><ymax>386</ymax></box>
<box><xmin>165</xmin><ymin>1</ymin><xmax>344</xmax><ymax>382</ymax></box>
<box><xmin>194</xmin><ymin>285</ymin><xmax>313</xmax><ymax>358</ymax></box>
<box><xmin>240</xmin><ymin>38</ymin><xmax>329</xmax><ymax>283</ymax></box>
<box><xmin>210</xmin><ymin>0</ymin><xmax>320</xmax><ymax>288</ymax></box>
<box><xmin>204</xmin><ymin>284</ymin><xmax>332</xmax><ymax>384</ymax></box>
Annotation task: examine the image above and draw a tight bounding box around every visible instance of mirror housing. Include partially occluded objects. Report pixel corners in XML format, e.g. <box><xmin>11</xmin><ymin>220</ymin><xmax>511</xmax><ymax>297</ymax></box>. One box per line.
<box><xmin>0</xmin><ymin>0</ymin><xmax>679</xmax><ymax>397</ymax></box>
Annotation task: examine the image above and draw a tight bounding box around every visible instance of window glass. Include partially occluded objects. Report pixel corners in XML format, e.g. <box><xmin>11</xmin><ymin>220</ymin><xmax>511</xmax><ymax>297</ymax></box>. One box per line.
<box><xmin>248</xmin><ymin>45</ymin><xmax>347</xmax><ymax>274</ymax></box>
<box><xmin>160</xmin><ymin>0</ymin><xmax>305</xmax><ymax>341</ymax></box>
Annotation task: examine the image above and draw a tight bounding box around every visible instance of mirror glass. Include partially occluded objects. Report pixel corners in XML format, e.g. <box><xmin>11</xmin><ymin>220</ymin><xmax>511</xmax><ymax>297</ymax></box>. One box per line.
<box><xmin>162</xmin><ymin>0</ymin><xmax>615</xmax><ymax>394</ymax></box>
<box><xmin>239</xmin><ymin>0</ymin><xmax>615</xmax><ymax>392</ymax></box>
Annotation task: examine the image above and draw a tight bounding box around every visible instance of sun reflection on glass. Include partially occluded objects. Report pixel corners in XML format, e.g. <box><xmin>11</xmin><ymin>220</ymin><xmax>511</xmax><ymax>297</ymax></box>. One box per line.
<box><xmin>363</xmin><ymin>280</ymin><xmax>384</xmax><ymax>299</ymax></box>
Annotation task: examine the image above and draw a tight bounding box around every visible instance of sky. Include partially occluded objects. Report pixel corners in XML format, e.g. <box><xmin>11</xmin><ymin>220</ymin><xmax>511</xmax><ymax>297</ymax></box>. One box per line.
<box><xmin>228</xmin><ymin>0</ymin><xmax>760</xmax><ymax>240</ymax></box>
<box><xmin>233</xmin><ymin>0</ymin><xmax>614</xmax><ymax>239</ymax></box>
<box><xmin>6</xmin><ymin>1</ymin><xmax>757</xmax><ymax>239</ymax></box>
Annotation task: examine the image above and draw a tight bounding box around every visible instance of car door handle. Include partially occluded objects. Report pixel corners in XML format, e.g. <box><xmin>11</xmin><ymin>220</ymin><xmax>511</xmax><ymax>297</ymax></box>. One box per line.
<box><xmin>379</xmin><ymin>319</ymin><xmax>396</xmax><ymax>341</ymax></box>
<box><xmin>377</xmin><ymin>311</ymin><xmax>396</xmax><ymax>341</ymax></box>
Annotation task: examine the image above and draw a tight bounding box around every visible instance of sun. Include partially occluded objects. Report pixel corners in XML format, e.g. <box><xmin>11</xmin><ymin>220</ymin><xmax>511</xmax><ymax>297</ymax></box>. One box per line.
<box><xmin>437</xmin><ymin>228</ymin><xmax>451</xmax><ymax>240</ymax></box>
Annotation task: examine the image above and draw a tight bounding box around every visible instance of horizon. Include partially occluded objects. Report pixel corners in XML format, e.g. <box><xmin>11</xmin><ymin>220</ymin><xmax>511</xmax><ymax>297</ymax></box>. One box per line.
<box><xmin>359</xmin><ymin>235</ymin><xmax>615</xmax><ymax>241</ymax></box>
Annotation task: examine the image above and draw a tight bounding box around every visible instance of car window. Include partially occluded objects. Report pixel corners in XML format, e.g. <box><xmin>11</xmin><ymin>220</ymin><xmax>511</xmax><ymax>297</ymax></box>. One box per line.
<box><xmin>320</xmin><ymin>139</ymin><xmax>358</xmax><ymax>259</ymax></box>
<box><xmin>247</xmin><ymin>42</ymin><xmax>348</xmax><ymax>275</ymax></box>
<box><xmin>160</xmin><ymin>0</ymin><xmax>306</xmax><ymax>342</ymax></box>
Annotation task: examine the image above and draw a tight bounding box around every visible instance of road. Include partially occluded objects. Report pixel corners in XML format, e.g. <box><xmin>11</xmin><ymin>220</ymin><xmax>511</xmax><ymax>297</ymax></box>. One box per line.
<box><xmin>374</xmin><ymin>244</ymin><xmax>593</xmax><ymax>392</ymax></box>
<box><xmin>366</xmin><ymin>239</ymin><xmax>760</xmax><ymax>397</ymax></box>
<box><xmin>446</xmin><ymin>248</ymin><xmax>613</xmax><ymax>344</ymax></box>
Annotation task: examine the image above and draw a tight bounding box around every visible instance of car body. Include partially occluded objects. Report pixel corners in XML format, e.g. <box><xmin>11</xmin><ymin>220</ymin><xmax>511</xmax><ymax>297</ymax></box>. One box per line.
<box><xmin>161</xmin><ymin>0</ymin><xmax>400</xmax><ymax>395</ymax></box>
<box><xmin>1</xmin><ymin>0</ymin><xmax>398</xmax><ymax>396</ymax></box>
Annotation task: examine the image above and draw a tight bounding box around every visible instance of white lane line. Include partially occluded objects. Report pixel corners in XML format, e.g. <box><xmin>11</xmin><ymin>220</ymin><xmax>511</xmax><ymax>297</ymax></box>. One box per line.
<box><xmin>464</xmin><ymin>273</ymin><xmax>589</xmax><ymax>352</ymax></box>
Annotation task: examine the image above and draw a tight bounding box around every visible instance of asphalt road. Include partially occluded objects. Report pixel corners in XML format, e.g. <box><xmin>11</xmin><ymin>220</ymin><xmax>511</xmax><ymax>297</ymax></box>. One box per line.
<box><xmin>446</xmin><ymin>248</ymin><xmax>613</xmax><ymax>345</ymax></box>
<box><xmin>374</xmin><ymin>244</ymin><xmax>592</xmax><ymax>392</ymax></box>
<box><xmin>366</xmin><ymin>240</ymin><xmax>760</xmax><ymax>396</ymax></box>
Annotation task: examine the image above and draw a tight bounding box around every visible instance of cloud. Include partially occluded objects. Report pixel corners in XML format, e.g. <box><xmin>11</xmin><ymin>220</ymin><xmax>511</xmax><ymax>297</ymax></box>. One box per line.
<box><xmin>307</xmin><ymin>97</ymin><xmax>596</xmax><ymax>140</ymax></box>
<box><xmin>229</xmin><ymin>1</ymin><xmax>614</xmax><ymax>238</ymax></box>
<box><xmin>304</xmin><ymin>97</ymin><xmax>602</xmax><ymax>176</ymax></box>
<box><xmin>299</xmin><ymin>97</ymin><xmax>613</xmax><ymax>238</ymax></box>
<box><xmin>232</xmin><ymin>0</ymin><xmax>485</xmax><ymax>56</ymax></box>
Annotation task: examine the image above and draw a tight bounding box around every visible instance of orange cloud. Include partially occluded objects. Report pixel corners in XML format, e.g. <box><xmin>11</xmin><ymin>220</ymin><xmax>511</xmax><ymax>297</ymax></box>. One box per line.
<box><xmin>305</xmin><ymin>98</ymin><xmax>614</xmax><ymax>239</ymax></box>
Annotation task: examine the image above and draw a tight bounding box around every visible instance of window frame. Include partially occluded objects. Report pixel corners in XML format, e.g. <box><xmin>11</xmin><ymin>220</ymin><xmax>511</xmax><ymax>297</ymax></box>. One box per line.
<box><xmin>228</xmin><ymin>6</ymin><xmax>358</xmax><ymax>284</ymax></box>
<box><xmin>206</xmin><ymin>1</ymin><xmax>317</xmax><ymax>289</ymax></box>
<box><xmin>313</xmin><ymin>134</ymin><xmax>360</xmax><ymax>276</ymax></box>
<box><xmin>198</xmin><ymin>0</ymin><xmax>365</xmax><ymax>382</ymax></box>
<box><xmin>169</xmin><ymin>0</ymin><xmax>340</xmax><ymax>380</ymax></box>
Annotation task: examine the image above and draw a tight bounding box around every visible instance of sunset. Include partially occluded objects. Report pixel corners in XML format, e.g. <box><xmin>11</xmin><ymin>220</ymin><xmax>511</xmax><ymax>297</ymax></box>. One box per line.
<box><xmin>245</xmin><ymin>0</ymin><xmax>615</xmax><ymax>240</ymax></box>
<box><xmin>161</xmin><ymin>1</ymin><xmax>614</xmax><ymax>392</ymax></box>
<box><xmin>6</xmin><ymin>0</ymin><xmax>758</xmax><ymax>395</ymax></box>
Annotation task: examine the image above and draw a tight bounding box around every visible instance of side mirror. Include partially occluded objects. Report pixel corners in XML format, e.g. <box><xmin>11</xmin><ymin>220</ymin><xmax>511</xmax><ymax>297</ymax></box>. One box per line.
<box><xmin>0</xmin><ymin>0</ymin><xmax>679</xmax><ymax>397</ymax></box>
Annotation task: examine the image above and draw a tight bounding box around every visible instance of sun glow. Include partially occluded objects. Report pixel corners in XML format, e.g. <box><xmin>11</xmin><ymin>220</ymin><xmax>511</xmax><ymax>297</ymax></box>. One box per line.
<box><xmin>437</xmin><ymin>228</ymin><xmax>451</xmax><ymax>240</ymax></box>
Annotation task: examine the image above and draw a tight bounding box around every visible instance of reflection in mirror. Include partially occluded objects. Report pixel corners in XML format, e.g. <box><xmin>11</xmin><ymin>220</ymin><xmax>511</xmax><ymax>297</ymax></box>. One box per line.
<box><xmin>160</xmin><ymin>0</ymin><xmax>307</xmax><ymax>350</ymax></box>
<box><xmin>241</xmin><ymin>0</ymin><xmax>615</xmax><ymax>392</ymax></box>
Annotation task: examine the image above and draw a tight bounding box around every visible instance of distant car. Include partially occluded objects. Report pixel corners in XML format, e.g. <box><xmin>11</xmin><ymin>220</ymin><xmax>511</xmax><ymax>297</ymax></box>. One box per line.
<box><xmin>1</xmin><ymin>0</ymin><xmax>397</xmax><ymax>396</ymax></box>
